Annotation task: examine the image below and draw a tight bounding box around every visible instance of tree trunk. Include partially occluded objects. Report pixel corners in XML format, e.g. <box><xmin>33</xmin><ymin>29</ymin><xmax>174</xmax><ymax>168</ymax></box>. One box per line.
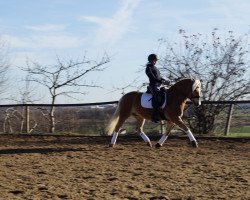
<box><xmin>50</xmin><ymin>105</ymin><xmax>55</xmax><ymax>133</ymax></box>
<box><xmin>49</xmin><ymin>90</ymin><xmax>56</xmax><ymax>133</ymax></box>
<box><xmin>25</xmin><ymin>106</ymin><xmax>30</xmax><ymax>133</ymax></box>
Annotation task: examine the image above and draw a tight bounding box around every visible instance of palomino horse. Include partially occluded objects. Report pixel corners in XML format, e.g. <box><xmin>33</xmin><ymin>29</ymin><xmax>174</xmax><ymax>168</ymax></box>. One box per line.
<box><xmin>106</xmin><ymin>78</ymin><xmax>201</xmax><ymax>148</ymax></box>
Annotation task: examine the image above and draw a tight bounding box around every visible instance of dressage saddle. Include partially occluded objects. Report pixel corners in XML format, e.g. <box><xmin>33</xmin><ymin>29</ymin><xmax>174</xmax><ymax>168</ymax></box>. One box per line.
<box><xmin>146</xmin><ymin>86</ymin><xmax>167</xmax><ymax>108</ymax></box>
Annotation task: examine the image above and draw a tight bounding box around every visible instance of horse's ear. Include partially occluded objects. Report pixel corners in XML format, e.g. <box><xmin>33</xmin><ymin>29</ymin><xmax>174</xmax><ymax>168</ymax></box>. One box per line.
<box><xmin>192</xmin><ymin>80</ymin><xmax>201</xmax><ymax>92</ymax></box>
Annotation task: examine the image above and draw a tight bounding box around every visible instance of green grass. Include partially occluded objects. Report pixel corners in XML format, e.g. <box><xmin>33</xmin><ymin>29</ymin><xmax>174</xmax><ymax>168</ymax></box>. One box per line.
<box><xmin>227</xmin><ymin>132</ymin><xmax>250</xmax><ymax>137</ymax></box>
<box><xmin>233</xmin><ymin>113</ymin><xmax>250</xmax><ymax>117</ymax></box>
<box><xmin>229</xmin><ymin>125</ymin><xmax>250</xmax><ymax>132</ymax></box>
<box><xmin>226</xmin><ymin>125</ymin><xmax>250</xmax><ymax>137</ymax></box>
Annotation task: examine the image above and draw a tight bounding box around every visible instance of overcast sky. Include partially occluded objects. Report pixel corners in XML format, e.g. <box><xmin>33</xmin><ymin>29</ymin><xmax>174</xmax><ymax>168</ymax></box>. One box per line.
<box><xmin>0</xmin><ymin>0</ymin><xmax>250</xmax><ymax>103</ymax></box>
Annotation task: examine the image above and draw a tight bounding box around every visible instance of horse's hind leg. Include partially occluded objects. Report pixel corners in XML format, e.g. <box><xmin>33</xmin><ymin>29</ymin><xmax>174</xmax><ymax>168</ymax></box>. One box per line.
<box><xmin>109</xmin><ymin>114</ymin><xmax>130</xmax><ymax>147</ymax></box>
<box><xmin>134</xmin><ymin>115</ymin><xmax>152</xmax><ymax>147</ymax></box>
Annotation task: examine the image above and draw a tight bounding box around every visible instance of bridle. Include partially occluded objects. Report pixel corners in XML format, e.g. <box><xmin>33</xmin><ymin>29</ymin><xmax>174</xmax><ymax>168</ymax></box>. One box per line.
<box><xmin>189</xmin><ymin>87</ymin><xmax>201</xmax><ymax>100</ymax></box>
<box><xmin>189</xmin><ymin>79</ymin><xmax>202</xmax><ymax>106</ymax></box>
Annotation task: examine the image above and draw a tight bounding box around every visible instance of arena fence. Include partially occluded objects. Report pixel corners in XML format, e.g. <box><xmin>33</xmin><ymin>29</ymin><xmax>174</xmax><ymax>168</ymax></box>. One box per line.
<box><xmin>0</xmin><ymin>100</ymin><xmax>249</xmax><ymax>136</ymax></box>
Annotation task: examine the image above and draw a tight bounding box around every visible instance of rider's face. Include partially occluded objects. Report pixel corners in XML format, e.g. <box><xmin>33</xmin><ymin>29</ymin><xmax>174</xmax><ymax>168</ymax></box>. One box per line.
<box><xmin>151</xmin><ymin>59</ymin><xmax>157</xmax><ymax>65</ymax></box>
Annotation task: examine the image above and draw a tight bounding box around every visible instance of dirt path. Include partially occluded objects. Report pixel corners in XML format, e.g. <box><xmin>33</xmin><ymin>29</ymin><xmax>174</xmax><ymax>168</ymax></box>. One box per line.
<box><xmin>0</xmin><ymin>135</ymin><xmax>249</xmax><ymax>200</ymax></box>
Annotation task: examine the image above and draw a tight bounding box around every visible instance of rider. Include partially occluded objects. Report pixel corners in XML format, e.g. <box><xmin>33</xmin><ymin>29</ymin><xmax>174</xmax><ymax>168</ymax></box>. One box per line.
<box><xmin>145</xmin><ymin>54</ymin><xmax>169</xmax><ymax>123</ymax></box>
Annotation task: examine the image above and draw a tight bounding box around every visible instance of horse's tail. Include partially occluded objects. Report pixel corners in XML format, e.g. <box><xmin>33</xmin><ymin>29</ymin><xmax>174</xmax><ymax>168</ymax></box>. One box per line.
<box><xmin>105</xmin><ymin>99</ymin><xmax>121</xmax><ymax>135</ymax></box>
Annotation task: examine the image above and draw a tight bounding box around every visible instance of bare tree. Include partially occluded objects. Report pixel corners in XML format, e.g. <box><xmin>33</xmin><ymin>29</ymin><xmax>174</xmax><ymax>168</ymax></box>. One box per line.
<box><xmin>109</xmin><ymin>77</ymin><xmax>141</xmax><ymax>95</ymax></box>
<box><xmin>3</xmin><ymin>108</ymin><xmax>24</xmax><ymax>133</ymax></box>
<box><xmin>8</xmin><ymin>74</ymin><xmax>43</xmax><ymax>104</ymax></box>
<box><xmin>158</xmin><ymin>29</ymin><xmax>250</xmax><ymax>134</ymax></box>
<box><xmin>21</xmin><ymin>54</ymin><xmax>110</xmax><ymax>133</ymax></box>
<box><xmin>0</xmin><ymin>37</ymin><xmax>39</xmax><ymax>134</ymax></box>
<box><xmin>0</xmin><ymin>37</ymin><xmax>10</xmax><ymax>97</ymax></box>
<box><xmin>4</xmin><ymin>74</ymin><xmax>43</xmax><ymax>133</ymax></box>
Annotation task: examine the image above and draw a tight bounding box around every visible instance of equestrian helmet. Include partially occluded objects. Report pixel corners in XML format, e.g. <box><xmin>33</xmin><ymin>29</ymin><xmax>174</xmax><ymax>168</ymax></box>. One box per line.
<box><xmin>148</xmin><ymin>54</ymin><xmax>158</xmax><ymax>62</ymax></box>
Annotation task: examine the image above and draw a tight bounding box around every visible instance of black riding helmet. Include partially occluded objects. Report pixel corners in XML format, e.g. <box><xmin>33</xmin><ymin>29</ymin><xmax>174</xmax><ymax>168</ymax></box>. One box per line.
<box><xmin>148</xmin><ymin>54</ymin><xmax>158</xmax><ymax>62</ymax></box>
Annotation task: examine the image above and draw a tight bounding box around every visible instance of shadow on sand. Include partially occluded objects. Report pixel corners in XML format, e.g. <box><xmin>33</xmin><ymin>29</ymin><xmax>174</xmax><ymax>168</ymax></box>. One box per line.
<box><xmin>0</xmin><ymin>147</ymin><xmax>84</xmax><ymax>155</ymax></box>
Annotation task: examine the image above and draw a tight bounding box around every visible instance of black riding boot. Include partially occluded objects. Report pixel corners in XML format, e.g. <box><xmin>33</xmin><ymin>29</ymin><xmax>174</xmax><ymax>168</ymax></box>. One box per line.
<box><xmin>151</xmin><ymin>108</ymin><xmax>159</xmax><ymax>123</ymax></box>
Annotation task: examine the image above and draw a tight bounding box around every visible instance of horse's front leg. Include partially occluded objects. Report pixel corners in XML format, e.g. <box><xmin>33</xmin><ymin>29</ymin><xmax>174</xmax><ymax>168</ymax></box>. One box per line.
<box><xmin>155</xmin><ymin>121</ymin><xmax>175</xmax><ymax>148</ymax></box>
<box><xmin>172</xmin><ymin>116</ymin><xmax>198</xmax><ymax>148</ymax></box>
<box><xmin>135</xmin><ymin>116</ymin><xmax>152</xmax><ymax>147</ymax></box>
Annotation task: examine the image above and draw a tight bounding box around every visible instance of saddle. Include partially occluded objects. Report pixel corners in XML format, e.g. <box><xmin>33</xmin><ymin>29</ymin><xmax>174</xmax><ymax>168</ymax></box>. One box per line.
<box><xmin>141</xmin><ymin>87</ymin><xmax>167</xmax><ymax>109</ymax></box>
<box><xmin>146</xmin><ymin>86</ymin><xmax>167</xmax><ymax>108</ymax></box>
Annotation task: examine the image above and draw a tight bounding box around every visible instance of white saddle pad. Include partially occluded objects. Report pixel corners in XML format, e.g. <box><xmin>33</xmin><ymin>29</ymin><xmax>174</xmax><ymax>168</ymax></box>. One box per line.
<box><xmin>141</xmin><ymin>93</ymin><xmax>166</xmax><ymax>109</ymax></box>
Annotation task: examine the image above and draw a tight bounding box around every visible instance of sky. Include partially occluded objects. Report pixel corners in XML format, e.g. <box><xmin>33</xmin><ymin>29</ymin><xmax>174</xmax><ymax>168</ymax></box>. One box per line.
<box><xmin>0</xmin><ymin>0</ymin><xmax>250</xmax><ymax>104</ymax></box>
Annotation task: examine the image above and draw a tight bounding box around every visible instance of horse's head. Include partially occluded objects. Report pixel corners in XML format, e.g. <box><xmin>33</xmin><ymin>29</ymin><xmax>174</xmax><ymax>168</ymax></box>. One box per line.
<box><xmin>170</xmin><ymin>78</ymin><xmax>202</xmax><ymax>106</ymax></box>
<box><xmin>189</xmin><ymin>79</ymin><xmax>202</xmax><ymax>106</ymax></box>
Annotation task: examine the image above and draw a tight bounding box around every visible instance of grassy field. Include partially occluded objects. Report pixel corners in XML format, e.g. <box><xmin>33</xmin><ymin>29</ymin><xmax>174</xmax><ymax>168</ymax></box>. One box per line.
<box><xmin>227</xmin><ymin>132</ymin><xmax>250</xmax><ymax>137</ymax></box>
<box><xmin>228</xmin><ymin>126</ymin><xmax>250</xmax><ymax>137</ymax></box>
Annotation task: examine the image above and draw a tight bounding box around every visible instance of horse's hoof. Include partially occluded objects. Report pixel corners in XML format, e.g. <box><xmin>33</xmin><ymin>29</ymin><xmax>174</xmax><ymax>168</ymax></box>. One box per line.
<box><xmin>147</xmin><ymin>142</ymin><xmax>153</xmax><ymax>147</ymax></box>
<box><xmin>155</xmin><ymin>143</ymin><xmax>162</xmax><ymax>148</ymax></box>
<box><xmin>109</xmin><ymin>144</ymin><xmax>115</xmax><ymax>148</ymax></box>
<box><xmin>191</xmin><ymin>141</ymin><xmax>198</xmax><ymax>148</ymax></box>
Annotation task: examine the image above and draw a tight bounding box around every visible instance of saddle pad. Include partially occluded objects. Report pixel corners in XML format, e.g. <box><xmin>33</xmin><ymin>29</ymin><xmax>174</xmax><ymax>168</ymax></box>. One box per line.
<box><xmin>141</xmin><ymin>93</ymin><xmax>166</xmax><ymax>109</ymax></box>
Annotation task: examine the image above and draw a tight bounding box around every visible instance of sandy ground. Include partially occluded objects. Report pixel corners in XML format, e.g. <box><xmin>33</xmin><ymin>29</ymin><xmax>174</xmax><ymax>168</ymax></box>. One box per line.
<box><xmin>0</xmin><ymin>134</ymin><xmax>249</xmax><ymax>200</ymax></box>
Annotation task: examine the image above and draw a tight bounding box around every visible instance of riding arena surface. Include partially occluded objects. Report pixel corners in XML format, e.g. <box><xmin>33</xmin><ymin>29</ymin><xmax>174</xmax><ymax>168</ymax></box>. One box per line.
<box><xmin>0</xmin><ymin>135</ymin><xmax>249</xmax><ymax>200</ymax></box>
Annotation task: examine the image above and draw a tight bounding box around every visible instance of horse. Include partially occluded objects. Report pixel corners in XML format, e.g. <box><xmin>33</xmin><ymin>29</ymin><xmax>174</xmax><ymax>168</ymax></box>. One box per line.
<box><xmin>106</xmin><ymin>78</ymin><xmax>202</xmax><ymax>148</ymax></box>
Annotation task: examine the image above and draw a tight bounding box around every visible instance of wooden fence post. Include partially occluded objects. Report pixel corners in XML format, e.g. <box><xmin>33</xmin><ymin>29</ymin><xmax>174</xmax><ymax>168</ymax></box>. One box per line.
<box><xmin>25</xmin><ymin>105</ymin><xmax>30</xmax><ymax>133</ymax></box>
<box><xmin>224</xmin><ymin>104</ymin><xmax>234</xmax><ymax>136</ymax></box>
